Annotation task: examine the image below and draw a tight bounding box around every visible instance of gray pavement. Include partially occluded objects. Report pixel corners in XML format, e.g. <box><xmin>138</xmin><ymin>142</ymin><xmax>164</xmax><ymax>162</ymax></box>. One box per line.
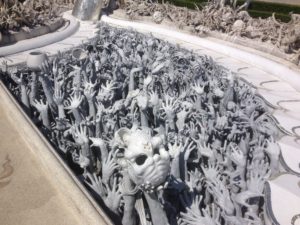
<box><xmin>0</xmin><ymin>103</ymin><xmax>82</xmax><ymax>225</ymax></box>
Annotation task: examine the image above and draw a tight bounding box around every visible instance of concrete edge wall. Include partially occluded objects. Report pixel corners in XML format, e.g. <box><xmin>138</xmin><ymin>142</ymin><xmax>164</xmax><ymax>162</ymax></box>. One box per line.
<box><xmin>0</xmin><ymin>18</ymin><xmax>64</xmax><ymax>47</ymax></box>
<box><xmin>0</xmin><ymin>12</ymin><xmax>79</xmax><ymax>57</ymax></box>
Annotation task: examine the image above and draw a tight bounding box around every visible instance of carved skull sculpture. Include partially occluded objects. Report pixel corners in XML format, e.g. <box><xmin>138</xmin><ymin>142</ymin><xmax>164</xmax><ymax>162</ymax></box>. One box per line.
<box><xmin>115</xmin><ymin>127</ymin><xmax>170</xmax><ymax>190</ymax></box>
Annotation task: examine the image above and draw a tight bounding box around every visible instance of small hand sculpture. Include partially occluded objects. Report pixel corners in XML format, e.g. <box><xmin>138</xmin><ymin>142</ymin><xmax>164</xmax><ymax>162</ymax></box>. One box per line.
<box><xmin>215</xmin><ymin>113</ymin><xmax>228</xmax><ymax>130</ymax></box>
<box><xmin>195</xmin><ymin>140</ymin><xmax>215</xmax><ymax>161</ymax></box>
<box><xmin>64</xmin><ymin>92</ymin><xmax>83</xmax><ymax>123</ymax></box>
<box><xmin>83</xmin><ymin>78</ymin><xmax>97</xmax><ymax>102</ymax></box>
<box><xmin>201</xmin><ymin>161</ymin><xmax>221</xmax><ymax>184</ymax></box>
<box><xmin>186</xmin><ymin>169</ymin><xmax>203</xmax><ymax>192</ymax></box>
<box><xmin>148</xmin><ymin>90</ymin><xmax>160</xmax><ymax>107</ymax></box>
<box><xmin>247</xmin><ymin>160</ymin><xmax>270</xmax><ymax>194</ymax></box>
<box><xmin>207</xmin><ymin>179</ymin><xmax>235</xmax><ymax>215</ymax></box>
<box><xmin>85</xmin><ymin>172</ymin><xmax>106</xmax><ymax>198</ymax></box>
<box><xmin>192</xmin><ymin>80</ymin><xmax>204</xmax><ymax>95</ymax></box>
<box><xmin>53</xmin><ymin>89</ymin><xmax>66</xmax><ymax>118</ymax></box>
<box><xmin>228</xmin><ymin>143</ymin><xmax>246</xmax><ymax>168</ymax></box>
<box><xmin>104</xmin><ymin>177</ymin><xmax>122</xmax><ymax>215</ymax></box>
<box><xmin>161</xmin><ymin>95</ymin><xmax>178</xmax><ymax>120</ymax></box>
<box><xmin>33</xmin><ymin>99</ymin><xmax>50</xmax><ymax>129</ymax></box>
<box><xmin>264</xmin><ymin>136</ymin><xmax>280</xmax><ymax>175</ymax></box>
<box><xmin>65</xmin><ymin>91</ymin><xmax>84</xmax><ymax>111</ymax></box>
<box><xmin>102</xmin><ymin>151</ymin><xmax>119</xmax><ymax>185</ymax></box>
<box><xmin>72</xmin><ymin>124</ymin><xmax>89</xmax><ymax>146</ymax></box>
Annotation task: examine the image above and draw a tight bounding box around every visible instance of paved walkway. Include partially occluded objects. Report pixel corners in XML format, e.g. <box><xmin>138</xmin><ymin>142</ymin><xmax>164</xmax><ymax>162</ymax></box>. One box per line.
<box><xmin>0</xmin><ymin>102</ymin><xmax>82</xmax><ymax>225</ymax></box>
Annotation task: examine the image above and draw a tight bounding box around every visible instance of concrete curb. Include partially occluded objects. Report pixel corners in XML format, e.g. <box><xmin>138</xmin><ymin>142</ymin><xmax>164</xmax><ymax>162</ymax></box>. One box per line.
<box><xmin>0</xmin><ymin>13</ymin><xmax>79</xmax><ymax>57</ymax></box>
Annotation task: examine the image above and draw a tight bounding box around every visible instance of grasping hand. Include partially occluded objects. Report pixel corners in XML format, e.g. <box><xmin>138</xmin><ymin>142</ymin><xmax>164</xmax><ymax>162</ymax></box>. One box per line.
<box><xmin>161</xmin><ymin>95</ymin><xmax>178</xmax><ymax>120</ymax></box>
<box><xmin>194</xmin><ymin>139</ymin><xmax>215</xmax><ymax>160</ymax></box>
<box><xmin>53</xmin><ymin>89</ymin><xmax>65</xmax><ymax>106</ymax></box>
<box><xmin>201</xmin><ymin>161</ymin><xmax>221</xmax><ymax>184</ymax></box>
<box><xmin>192</xmin><ymin>80</ymin><xmax>204</xmax><ymax>95</ymax></box>
<box><xmin>85</xmin><ymin>172</ymin><xmax>106</xmax><ymax>198</ymax></box>
<box><xmin>168</xmin><ymin>141</ymin><xmax>182</xmax><ymax>159</ymax></box>
<box><xmin>206</xmin><ymin>179</ymin><xmax>234</xmax><ymax>215</ymax></box>
<box><xmin>33</xmin><ymin>99</ymin><xmax>48</xmax><ymax>113</ymax></box>
<box><xmin>186</xmin><ymin>169</ymin><xmax>204</xmax><ymax>192</ymax></box>
<box><xmin>264</xmin><ymin>136</ymin><xmax>280</xmax><ymax>160</ymax></box>
<box><xmin>104</xmin><ymin>177</ymin><xmax>122</xmax><ymax>215</ymax></box>
<box><xmin>183</xmin><ymin>139</ymin><xmax>196</xmax><ymax>161</ymax></box>
<box><xmin>228</xmin><ymin>143</ymin><xmax>246</xmax><ymax>168</ymax></box>
<box><xmin>247</xmin><ymin>160</ymin><xmax>270</xmax><ymax>194</ymax></box>
<box><xmin>148</xmin><ymin>90</ymin><xmax>160</xmax><ymax>107</ymax></box>
<box><xmin>201</xmin><ymin>204</ymin><xmax>222</xmax><ymax>225</ymax></box>
<box><xmin>72</xmin><ymin>124</ymin><xmax>89</xmax><ymax>145</ymax></box>
<box><xmin>215</xmin><ymin>113</ymin><xmax>228</xmax><ymax>130</ymax></box>
<box><xmin>64</xmin><ymin>92</ymin><xmax>83</xmax><ymax>111</ymax></box>
<box><xmin>102</xmin><ymin>150</ymin><xmax>119</xmax><ymax>185</ymax></box>
<box><xmin>83</xmin><ymin>78</ymin><xmax>97</xmax><ymax>102</ymax></box>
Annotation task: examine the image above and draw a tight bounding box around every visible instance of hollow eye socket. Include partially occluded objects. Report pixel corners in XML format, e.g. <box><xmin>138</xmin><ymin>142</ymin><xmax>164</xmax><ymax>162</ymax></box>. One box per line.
<box><xmin>135</xmin><ymin>154</ymin><xmax>148</xmax><ymax>166</ymax></box>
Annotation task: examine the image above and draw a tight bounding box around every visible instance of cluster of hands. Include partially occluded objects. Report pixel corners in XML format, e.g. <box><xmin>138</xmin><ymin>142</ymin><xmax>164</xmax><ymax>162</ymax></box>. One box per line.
<box><xmin>1</xmin><ymin>23</ymin><xmax>281</xmax><ymax>225</ymax></box>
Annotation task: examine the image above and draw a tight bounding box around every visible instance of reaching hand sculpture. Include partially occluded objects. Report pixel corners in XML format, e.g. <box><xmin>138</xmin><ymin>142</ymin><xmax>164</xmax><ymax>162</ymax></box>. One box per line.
<box><xmin>64</xmin><ymin>92</ymin><xmax>83</xmax><ymax>124</ymax></box>
<box><xmin>53</xmin><ymin>89</ymin><xmax>65</xmax><ymax>118</ymax></box>
<box><xmin>1</xmin><ymin>23</ymin><xmax>282</xmax><ymax>225</ymax></box>
<box><xmin>104</xmin><ymin>177</ymin><xmax>123</xmax><ymax>215</ymax></box>
<box><xmin>102</xmin><ymin>151</ymin><xmax>119</xmax><ymax>185</ymax></box>
<box><xmin>33</xmin><ymin>99</ymin><xmax>50</xmax><ymax>129</ymax></box>
<box><xmin>11</xmin><ymin>72</ymin><xmax>30</xmax><ymax>109</ymax></box>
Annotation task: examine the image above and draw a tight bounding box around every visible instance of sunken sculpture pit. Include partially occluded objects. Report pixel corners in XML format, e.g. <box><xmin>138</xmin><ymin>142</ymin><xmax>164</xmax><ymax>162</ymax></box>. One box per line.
<box><xmin>0</xmin><ymin>22</ymin><xmax>283</xmax><ymax>225</ymax></box>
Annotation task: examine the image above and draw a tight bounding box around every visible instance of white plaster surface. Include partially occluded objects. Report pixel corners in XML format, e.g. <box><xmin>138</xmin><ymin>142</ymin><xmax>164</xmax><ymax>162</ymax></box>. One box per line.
<box><xmin>267</xmin><ymin>174</ymin><xmax>300</xmax><ymax>225</ymax></box>
<box><xmin>279</xmin><ymin>136</ymin><xmax>300</xmax><ymax>174</ymax></box>
<box><xmin>272</xmin><ymin>110</ymin><xmax>300</xmax><ymax>136</ymax></box>
<box><xmin>258</xmin><ymin>89</ymin><xmax>300</xmax><ymax>110</ymax></box>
